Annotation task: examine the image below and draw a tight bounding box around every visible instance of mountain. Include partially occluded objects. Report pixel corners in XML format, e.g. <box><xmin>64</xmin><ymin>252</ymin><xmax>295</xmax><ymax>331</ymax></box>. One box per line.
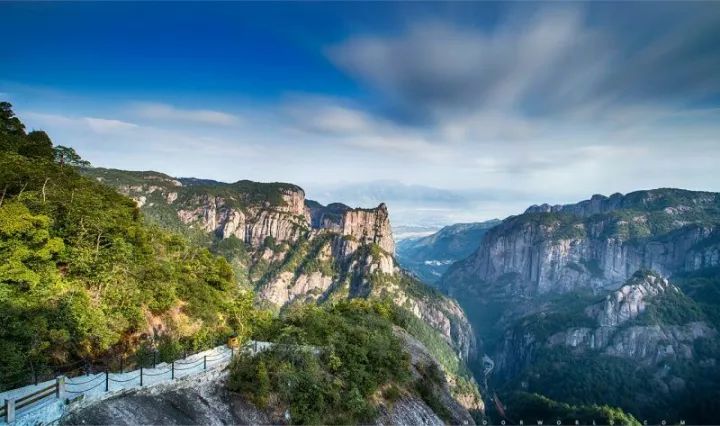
<box><xmin>439</xmin><ymin>189</ymin><xmax>720</xmax><ymax>423</ymax></box>
<box><xmin>0</xmin><ymin>103</ymin><xmax>482</xmax><ymax>424</ymax></box>
<box><xmin>81</xmin><ymin>166</ymin><xmax>483</xmax><ymax>413</ymax></box>
<box><xmin>397</xmin><ymin>220</ymin><xmax>501</xmax><ymax>284</ymax></box>
<box><xmin>495</xmin><ymin>271</ymin><xmax>718</xmax><ymax>423</ymax></box>
<box><xmin>443</xmin><ymin>189</ymin><xmax>720</xmax><ymax>299</ymax></box>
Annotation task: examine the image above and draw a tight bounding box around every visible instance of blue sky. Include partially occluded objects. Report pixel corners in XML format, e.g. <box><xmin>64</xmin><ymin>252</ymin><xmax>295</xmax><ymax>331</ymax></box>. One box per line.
<box><xmin>2</xmin><ymin>2</ymin><xmax>720</xmax><ymax>226</ymax></box>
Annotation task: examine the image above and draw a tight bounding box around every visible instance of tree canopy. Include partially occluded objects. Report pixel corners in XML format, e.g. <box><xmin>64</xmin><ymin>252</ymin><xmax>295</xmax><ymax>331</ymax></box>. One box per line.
<box><xmin>0</xmin><ymin>103</ymin><xmax>257</xmax><ymax>390</ymax></box>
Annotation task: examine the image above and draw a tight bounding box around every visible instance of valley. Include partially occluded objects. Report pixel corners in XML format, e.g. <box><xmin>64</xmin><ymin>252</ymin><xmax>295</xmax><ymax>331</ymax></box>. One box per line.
<box><xmin>418</xmin><ymin>189</ymin><xmax>720</xmax><ymax>424</ymax></box>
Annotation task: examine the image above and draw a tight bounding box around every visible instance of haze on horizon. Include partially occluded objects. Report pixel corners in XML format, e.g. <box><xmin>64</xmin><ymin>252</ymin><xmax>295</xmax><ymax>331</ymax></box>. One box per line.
<box><xmin>2</xmin><ymin>2</ymin><xmax>719</xmax><ymax>227</ymax></box>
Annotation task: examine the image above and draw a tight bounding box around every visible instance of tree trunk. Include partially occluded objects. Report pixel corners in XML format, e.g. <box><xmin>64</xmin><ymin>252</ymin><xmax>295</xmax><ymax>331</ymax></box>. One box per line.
<box><xmin>42</xmin><ymin>178</ymin><xmax>50</xmax><ymax>203</ymax></box>
<box><xmin>95</xmin><ymin>232</ymin><xmax>103</xmax><ymax>259</ymax></box>
<box><xmin>0</xmin><ymin>184</ymin><xmax>7</xmax><ymax>207</ymax></box>
<box><xmin>18</xmin><ymin>181</ymin><xmax>28</xmax><ymax>197</ymax></box>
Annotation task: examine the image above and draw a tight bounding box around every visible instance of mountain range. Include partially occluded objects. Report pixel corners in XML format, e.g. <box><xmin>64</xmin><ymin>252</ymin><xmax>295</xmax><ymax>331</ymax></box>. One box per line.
<box><xmin>429</xmin><ymin>188</ymin><xmax>720</xmax><ymax>424</ymax></box>
<box><xmin>79</xmin><ymin>166</ymin><xmax>484</xmax><ymax>416</ymax></box>
<box><xmin>0</xmin><ymin>105</ymin><xmax>485</xmax><ymax>425</ymax></box>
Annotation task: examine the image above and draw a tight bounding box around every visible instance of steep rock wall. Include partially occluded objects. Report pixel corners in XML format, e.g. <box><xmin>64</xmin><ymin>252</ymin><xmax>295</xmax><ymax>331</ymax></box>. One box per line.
<box><xmin>442</xmin><ymin>189</ymin><xmax>720</xmax><ymax>298</ymax></box>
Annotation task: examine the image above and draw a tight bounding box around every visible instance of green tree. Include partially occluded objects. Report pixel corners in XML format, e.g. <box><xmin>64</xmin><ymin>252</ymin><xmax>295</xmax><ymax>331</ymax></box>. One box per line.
<box><xmin>0</xmin><ymin>102</ymin><xmax>25</xmax><ymax>136</ymax></box>
<box><xmin>19</xmin><ymin>130</ymin><xmax>54</xmax><ymax>160</ymax></box>
<box><xmin>54</xmin><ymin>145</ymin><xmax>91</xmax><ymax>167</ymax></box>
<box><xmin>0</xmin><ymin>202</ymin><xmax>64</xmax><ymax>290</ymax></box>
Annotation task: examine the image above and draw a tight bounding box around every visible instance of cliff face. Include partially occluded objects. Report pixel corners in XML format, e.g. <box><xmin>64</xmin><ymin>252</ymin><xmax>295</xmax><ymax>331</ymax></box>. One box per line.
<box><xmin>435</xmin><ymin>189</ymin><xmax>720</xmax><ymax>421</ymax></box>
<box><xmin>542</xmin><ymin>274</ymin><xmax>716</xmax><ymax>365</ymax></box>
<box><xmin>442</xmin><ymin>189</ymin><xmax>720</xmax><ymax>298</ymax></box>
<box><xmin>176</xmin><ymin>189</ymin><xmax>309</xmax><ymax>247</ymax></box>
<box><xmin>340</xmin><ymin>203</ymin><xmax>395</xmax><ymax>254</ymax></box>
<box><xmin>83</xmin><ymin>168</ymin><xmax>476</xmax><ymax>366</ymax></box>
<box><xmin>493</xmin><ymin>273</ymin><xmax>718</xmax><ymax>413</ymax></box>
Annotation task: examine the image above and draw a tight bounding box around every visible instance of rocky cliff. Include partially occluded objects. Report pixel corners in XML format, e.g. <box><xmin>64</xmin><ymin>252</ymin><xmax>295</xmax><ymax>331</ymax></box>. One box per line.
<box><xmin>83</xmin><ymin>167</ymin><xmax>478</xmax><ymax>371</ymax></box>
<box><xmin>442</xmin><ymin>189</ymin><xmax>720</xmax><ymax>298</ymax></box>
<box><xmin>436</xmin><ymin>189</ymin><xmax>720</xmax><ymax>423</ymax></box>
<box><xmin>533</xmin><ymin>273</ymin><xmax>716</xmax><ymax>366</ymax></box>
<box><xmin>492</xmin><ymin>272</ymin><xmax>719</xmax><ymax>420</ymax></box>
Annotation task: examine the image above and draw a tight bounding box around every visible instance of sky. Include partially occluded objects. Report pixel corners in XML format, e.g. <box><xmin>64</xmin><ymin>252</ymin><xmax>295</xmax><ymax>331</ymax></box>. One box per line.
<box><xmin>2</xmin><ymin>2</ymin><xmax>720</xmax><ymax>227</ymax></box>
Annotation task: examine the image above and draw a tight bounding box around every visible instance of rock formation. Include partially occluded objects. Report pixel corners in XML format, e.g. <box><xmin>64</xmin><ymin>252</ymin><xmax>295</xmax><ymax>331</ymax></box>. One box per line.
<box><xmin>442</xmin><ymin>189</ymin><xmax>720</xmax><ymax>298</ymax></box>
<box><xmin>83</xmin><ymin>167</ymin><xmax>476</xmax><ymax>366</ymax></box>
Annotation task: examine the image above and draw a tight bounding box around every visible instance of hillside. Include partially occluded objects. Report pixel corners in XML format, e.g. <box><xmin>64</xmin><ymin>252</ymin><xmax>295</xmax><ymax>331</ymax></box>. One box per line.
<box><xmin>397</xmin><ymin>220</ymin><xmax>500</xmax><ymax>284</ymax></box>
<box><xmin>81</xmin><ymin>167</ymin><xmax>480</xmax><ymax>368</ymax></box>
<box><xmin>492</xmin><ymin>272</ymin><xmax>719</xmax><ymax>423</ymax></box>
<box><xmin>439</xmin><ymin>190</ymin><xmax>720</xmax><ymax>423</ymax></box>
<box><xmin>0</xmin><ymin>105</ymin><xmax>254</xmax><ymax>391</ymax></box>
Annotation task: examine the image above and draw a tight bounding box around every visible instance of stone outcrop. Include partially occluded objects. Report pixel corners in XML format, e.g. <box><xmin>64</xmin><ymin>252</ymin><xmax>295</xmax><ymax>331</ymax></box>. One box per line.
<box><xmin>588</xmin><ymin>273</ymin><xmax>671</xmax><ymax>327</ymax></box>
<box><xmin>340</xmin><ymin>203</ymin><xmax>395</xmax><ymax>254</ymax></box>
<box><xmin>176</xmin><ymin>189</ymin><xmax>308</xmax><ymax>247</ymax></box>
<box><xmin>548</xmin><ymin>274</ymin><xmax>715</xmax><ymax>364</ymax></box>
<box><xmin>495</xmin><ymin>273</ymin><xmax>717</xmax><ymax>380</ymax></box>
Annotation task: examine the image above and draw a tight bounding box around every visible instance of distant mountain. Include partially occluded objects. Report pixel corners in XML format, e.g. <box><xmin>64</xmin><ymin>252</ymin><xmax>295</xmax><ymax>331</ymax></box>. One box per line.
<box><xmin>397</xmin><ymin>220</ymin><xmax>501</xmax><ymax>284</ymax></box>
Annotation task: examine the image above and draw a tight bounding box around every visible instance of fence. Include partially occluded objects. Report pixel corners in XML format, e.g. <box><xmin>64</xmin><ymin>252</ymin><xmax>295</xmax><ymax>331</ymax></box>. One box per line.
<box><xmin>0</xmin><ymin>340</ymin><xmax>271</xmax><ymax>425</ymax></box>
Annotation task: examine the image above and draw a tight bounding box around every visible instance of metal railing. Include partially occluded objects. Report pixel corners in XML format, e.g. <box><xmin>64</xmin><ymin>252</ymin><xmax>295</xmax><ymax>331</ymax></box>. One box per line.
<box><xmin>0</xmin><ymin>341</ymin><xmax>269</xmax><ymax>424</ymax></box>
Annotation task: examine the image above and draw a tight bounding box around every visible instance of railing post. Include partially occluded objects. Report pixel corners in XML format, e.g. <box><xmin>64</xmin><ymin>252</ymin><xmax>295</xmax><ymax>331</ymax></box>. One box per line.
<box><xmin>153</xmin><ymin>352</ymin><xmax>157</xmax><ymax>368</ymax></box>
<box><xmin>5</xmin><ymin>398</ymin><xmax>15</xmax><ymax>423</ymax></box>
<box><xmin>254</xmin><ymin>341</ymin><xmax>257</xmax><ymax>353</ymax></box>
<box><xmin>140</xmin><ymin>366</ymin><xmax>143</xmax><ymax>387</ymax></box>
<box><xmin>171</xmin><ymin>361</ymin><xmax>175</xmax><ymax>380</ymax></box>
<box><xmin>203</xmin><ymin>356</ymin><xmax>207</xmax><ymax>371</ymax></box>
<box><xmin>56</xmin><ymin>376</ymin><xmax>66</xmax><ymax>401</ymax></box>
<box><xmin>105</xmin><ymin>370</ymin><xmax>109</xmax><ymax>392</ymax></box>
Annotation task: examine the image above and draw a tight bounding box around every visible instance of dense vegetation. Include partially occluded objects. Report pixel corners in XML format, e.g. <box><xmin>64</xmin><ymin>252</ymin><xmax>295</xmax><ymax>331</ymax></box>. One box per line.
<box><xmin>228</xmin><ymin>300</ymin><xmax>412</xmax><ymax>424</ymax></box>
<box><xmin>495</xmin><ymin>272</ymin><xmax>720</xmax><ymax>424</ymax></box>
<box><xmin>674</xmin><ymin>268</ymin><xmax>720</xmax><ymax>329</ymax></box>
<box><xmin>497</xmin><ymin>392</ymin><xmax>640</xmax><ymax>425</ymax></box>
<box><xmin>83</xmin><ymin>167</ymin><xmax>304</xmax><ymax>217</ymax></box>
<box><xmin>0</xmin><ymin>103</ymin><xmax>257</xmax><ymax>389</ymax></box>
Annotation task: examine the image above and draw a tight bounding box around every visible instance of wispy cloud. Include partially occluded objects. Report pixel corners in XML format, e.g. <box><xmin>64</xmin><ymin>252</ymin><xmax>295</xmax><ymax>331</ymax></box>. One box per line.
<box><xmin>131</xmin><ymin>102</ymin><xmax>241</xmax><ymax>126</ymax></box>
<box><xmin>328</xmin><ymin>6</ymin><xmax>720</xmax><ymax>122</ymax></box>
<box><xmin>22</xmin><ymin>112</ymin><xmax>138</xmax><ymax>134</ymax></box>
<box><xmin>84</xmin><ymin>117</ymin><xmax>138</xmax><ymax>133</ymax></box>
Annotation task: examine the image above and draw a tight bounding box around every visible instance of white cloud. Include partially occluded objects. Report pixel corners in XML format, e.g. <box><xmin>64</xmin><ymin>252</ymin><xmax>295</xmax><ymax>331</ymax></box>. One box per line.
<box><xmin>132</xmin><ymin>102</ymin><xmax>240</xmax><ymax>126</ymax></box>
<box><xmin>22</xmin><ymin>112</ymin><xmax>138</xmax><ymax>134</ymax></box>
<box><xmin>328</xmin><ymin>6</ymin><xmax>720</xmax><ymax>123</ymax></box>
<box><xmin>83</xmin><ymin>117</ymin><xmax>138</xmax><ymax>133</ymax></box>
